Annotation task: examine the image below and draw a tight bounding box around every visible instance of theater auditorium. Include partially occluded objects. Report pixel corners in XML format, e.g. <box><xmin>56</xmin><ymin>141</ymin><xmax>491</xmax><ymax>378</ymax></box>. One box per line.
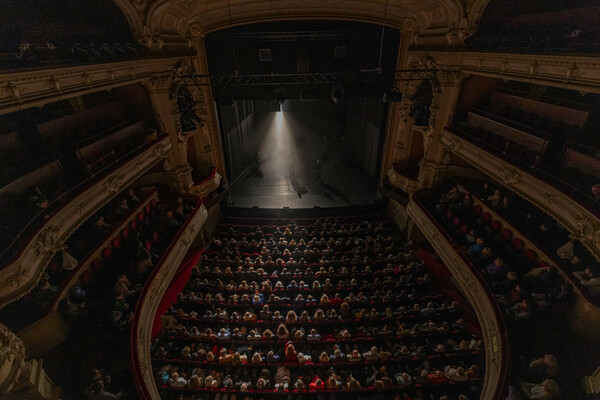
<box><xmin>0</xmin><ymin>1</ymin><xmax>599</xmax><ymax>400</ymax></box>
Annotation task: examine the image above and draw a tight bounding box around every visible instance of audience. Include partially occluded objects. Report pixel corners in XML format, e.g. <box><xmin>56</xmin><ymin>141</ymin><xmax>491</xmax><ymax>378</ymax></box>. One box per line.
<box><xmin>152</xmin><ymin>215</ymin><xmax>485</xmax><ymax>399</ymax></box>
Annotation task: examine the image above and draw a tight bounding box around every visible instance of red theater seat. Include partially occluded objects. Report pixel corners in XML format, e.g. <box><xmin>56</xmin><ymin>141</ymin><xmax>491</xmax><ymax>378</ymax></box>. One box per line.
<box><xmin>500</xmin><ymin>228</ymin><xmax>513</xmax><ymax>241</ymax></box>
<box><xmin>512</xmin><ymin>238</ymin><xmax>524</xmax><ymax>251</ymax></box>
<box><xmin>490</xmin><ymin>220</ymin><xmax>501</xmax><ymax>232</ymax></box>
<box><xmin>92</xmin><ymin>258</ymin><xmax>103</xmax><ymax>271</ymax></box>
<box><xmin>524</xmin><ymin>249</ymin><xmax>537</xmax><ymax>261</ymax></box>
<box><xmin>102</xmin><ymin>246</ymin><xmax>112</xmax><ymax>259</ymax></box>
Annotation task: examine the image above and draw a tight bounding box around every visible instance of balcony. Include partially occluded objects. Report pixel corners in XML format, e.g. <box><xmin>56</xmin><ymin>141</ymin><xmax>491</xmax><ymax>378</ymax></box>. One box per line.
<box><xmin>441</xmin><ymin>127</ymin><xmax>600</xmax><ymax>262</ymax></box>
<box><xmin>405</xmin><ymin>194</ymin><xmax>509</xmax><ymax>400</ymax></box>
<box><xmin>131</xmin><ymin>202</ymin><xmax>208</xmax><ymax>400</ymax></box>
<box><xmin>0</xmin><ymin>135</ymin><xmax>171</xmax><ymax>308</ymax></box>
<box><xmin>386</xmin><ymin>163</ymin><xmax>420</xmax><ymax>194</ymax></box>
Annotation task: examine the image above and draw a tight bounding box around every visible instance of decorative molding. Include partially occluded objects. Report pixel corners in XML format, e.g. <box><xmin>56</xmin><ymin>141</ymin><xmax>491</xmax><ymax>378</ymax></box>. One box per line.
<box><xmin>442</xmin><ymin>129</ymin><xmax>600</xmax><ymax>262</ymax></box>
<box><xmin>387</xmin><ymin>168</ymin><xmax>421</xmax><ymax>194</ymax></box>
<box><xmin>459</xmin><ymin>52</ymin><xmax>600</xmax><ymax>94</ymax></box>
<box><xmin>0</xmin><ymin>57</ymin><xmax>189</xmax><ymax>116</ymax></box>
<box><xmin>406</xmin><ymin>199</ymin><xmax>505</xmax><ymax>400</ymax></box>
<box><xmin>132</xmin><ymin>203</ymin><xmax>208</xmax><ymax>400</ymax></box>
<box><xmin>0</xmin><ymin>137</ymin><xmax>172</xmax><ymax>308</ymax></box>
<box><xmin>189</xmin><ymin>171</ymin><xmax>222</xmax><ymax>198</ymax></box>
<box><xmin>112</xmin><ymin>0</ymin><xmax>476</xmax><ymax>51</ymax></box>
<box><xmin>0</xmin><ymin>324</ymin><xmax>27</xmax><ymax>393</ymax></box>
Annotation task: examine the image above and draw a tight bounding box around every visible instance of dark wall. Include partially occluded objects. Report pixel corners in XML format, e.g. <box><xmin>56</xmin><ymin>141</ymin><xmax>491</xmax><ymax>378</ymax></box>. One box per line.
<box><xmin>344</xmin><ymin>97</ymin><xmax>387</xmax><ymax>177</ymax></box>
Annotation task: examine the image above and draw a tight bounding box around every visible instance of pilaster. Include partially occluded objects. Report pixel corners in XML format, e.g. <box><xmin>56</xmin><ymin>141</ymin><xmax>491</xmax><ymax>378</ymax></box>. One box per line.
<box><xmin>188</xmin><ymin>25</ymin><xmax>228</xmax><ymax>182</ymax></box>
<box><xmin>144</xmin><ymin>74</ymin><xmax>194</xmax><ymax>191</ymax></box>
<box><xmin>417</xmin><ymin>68</ymin><xmax>464</xmax><ymax>188</ymax></box>
<box><xmin>0</xmin><ymin>324</ymin><xmax>59</xmax><ymax>399</ymax></box>
<box><xmin>380</xmin><ymin>18</ymin><xmax>419</xmax><ymax>178</ymax></box>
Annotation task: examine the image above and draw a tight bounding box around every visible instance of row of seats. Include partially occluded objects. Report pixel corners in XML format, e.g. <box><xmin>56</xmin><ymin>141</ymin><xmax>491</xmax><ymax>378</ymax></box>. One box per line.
<box><xmin>0</xmin><ymin>187</ymin><xmax>159</xmax><ymax>332</ymax></box>
<box><xmin>457</xmin><ymin>180</ymin><xmax>598</xmax><ymax>302</ymax></box>
<box><xmin>153</xmin><ymin>214</ymin><xmax>485</xmax><ymax>400</ymax></box>
<box><xmin>418</xmin><ymin>185</ymin><xmax>575</xmax><ymax>399</ymax></box>
<box><xmin>0</xmin><ymin>124</ymin><xmax>158</xmax><ymax>266</ymax></box>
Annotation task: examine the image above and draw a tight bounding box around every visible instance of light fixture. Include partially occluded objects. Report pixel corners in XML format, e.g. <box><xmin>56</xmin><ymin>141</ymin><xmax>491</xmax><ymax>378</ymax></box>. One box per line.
<box><xmin>331</xmin><ymin>85</ymin><xmax>344</xmax><ymax>104</ymax></box>
<box><xmin>275</xmin><ymin>90</ymin><xmax>285</xmax><ymax>105</ymax></box>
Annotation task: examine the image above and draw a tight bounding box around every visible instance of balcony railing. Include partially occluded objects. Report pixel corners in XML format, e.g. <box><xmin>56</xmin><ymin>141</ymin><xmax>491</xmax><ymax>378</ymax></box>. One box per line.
<box><xmin>130</xmin><ymin>197</ymin><xmax>208</xmax><ymax>400</ymax></box>
<box><xmin>408</xmin><ymin>191</ymin><xmax>510</xmax><ymax>400</ymax></box>
<box><xmin>0</xmin><ymin>133</ymin><xmax>166</xmax><ymax>267</ymax></box>
<box><xmin>441</xmin><ymin>127</ymin><xmax>600</xmax><ymax>263</ymax></box>
<box><xmin>0</xmin><ymin>136</ymin><xmax>171</xmax><ymax>308</ymax></box>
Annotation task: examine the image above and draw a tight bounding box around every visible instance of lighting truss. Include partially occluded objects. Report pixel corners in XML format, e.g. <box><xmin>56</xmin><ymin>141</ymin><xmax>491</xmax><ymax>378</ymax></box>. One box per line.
<box><xmin>180</xmin><ymin>68</ymin><xmax>444</xmax><ymax>88</ymax></box>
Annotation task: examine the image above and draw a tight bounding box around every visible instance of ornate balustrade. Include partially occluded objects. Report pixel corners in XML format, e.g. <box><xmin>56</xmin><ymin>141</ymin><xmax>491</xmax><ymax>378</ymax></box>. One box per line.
<box><xmin>130</xmin><ymin>198</ymin><xmax>208</xmax><ymax>400</ymax></box>
<box><xmin>406</xmin><ymin>192</ymin><xmax>509</xmax><ymax>400</ymax></box>
<box><xmin>189</xmin><ymin>168</ymin><xmax>221</xmax><ymax>199</ymax></box>
<box><xmin>0</xmin><ymin>57</ymin><xmax>187</xmax><ymax>116</ymax></box>
<box><xmin>0</xmin><ymin>136</ymin><xmax>172</xmax><ymax>308</ymax></box>
<box><xmin>387</xmin><ymin>164</ymin><xmax>421</xmax><ymax>194</ymax></box>
<box><xmin>441</xmin><ymin>128</ymin><xmax>600</xmax><ymax>263</ymax></box>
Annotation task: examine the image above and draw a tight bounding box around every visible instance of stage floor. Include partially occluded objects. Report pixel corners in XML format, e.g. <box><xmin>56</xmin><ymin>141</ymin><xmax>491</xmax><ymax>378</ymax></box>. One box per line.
<box><xmin>227</xmin><ymin>157</ymin><xmax>380</xmax><ymax>209</ymax></box>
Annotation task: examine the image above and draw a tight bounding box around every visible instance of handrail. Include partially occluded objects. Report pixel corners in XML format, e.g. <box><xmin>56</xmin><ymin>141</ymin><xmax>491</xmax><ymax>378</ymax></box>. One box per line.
<box><xmin>197</xmin><ymin>167</ymin><xmax>216</xmax><ymax>186</ymax></box>
<box><xmin>50</xmin><ymin>189</ymin><xmax>159</xmax><ymax>312</ymax></box>
<box><xmin>409</xmin><ymin>190</ymin><xmax>510</xmax><ymax>400</ymax></box>
<box><xmin>494</xmin><ymin>86</ymin><xmax>595</xmax><ymax>111</ymax></box>
<box><xmin>75</xmin><ymin>116</ymin><xmax>143</xmax><ymax>150</ymax></box>
<box><xmin>130</xmin><ymin>195</ymin><xmax>207</xmax><ymax>400</ymax></box>
<box><xmin>457</xmin><ymin>183</ymin><xmax>600</xmax><ymax>309</ymax></box>
<box><xmin>470</xmin><ymin>108</ymin><xmax>551</xmax><ymax>141</ymax></box>
<box><xmin>568</xmin><ymin>140</ymin><xmax>600</xmax><ymax>160</ymax></box>
<box><xmin>446</xmin><ymin>125</ymin><xmax>599</xmax><ymax>215</ymax></box>
<box><xmin>0</xmin><ymin>134</ymin><xmax>165</xmax><ymax>266</ymax></box>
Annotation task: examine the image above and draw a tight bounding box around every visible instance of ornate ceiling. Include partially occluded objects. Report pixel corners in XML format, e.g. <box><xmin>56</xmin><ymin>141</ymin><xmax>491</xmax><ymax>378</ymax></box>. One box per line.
<box><xmin>112</xmin><ymin>0</ymin><xmax>490</xmax><ymax>52</ymax></box>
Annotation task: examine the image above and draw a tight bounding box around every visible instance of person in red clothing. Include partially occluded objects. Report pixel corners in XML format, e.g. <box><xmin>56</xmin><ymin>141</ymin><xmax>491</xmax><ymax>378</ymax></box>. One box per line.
<box><xmin>284</xmin><ymin>341</ymin><xmax>298</xmax><ymax>362</ymax></box>
<box><xmin>309</xmin><ymin>376</ymin><xmax>325</xmax><ymax>391</ymax></box>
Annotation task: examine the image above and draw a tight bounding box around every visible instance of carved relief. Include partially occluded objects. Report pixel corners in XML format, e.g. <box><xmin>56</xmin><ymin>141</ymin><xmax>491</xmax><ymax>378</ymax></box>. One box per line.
<box><xmin>0</xmin><ymin>323</ymin><xmax>28</xmax><ymax>393</ymax></box>
<box><xmin>497</xmin><ymin>166</ymin><xmax>523</xmax><ymax>187</ymax></box>
<box><xmin>32</xmin><ymin>225</ymin><xmax>64</xmax><ymax>261</ymax></box>
<box><xmin>102</xmin><ymin>174</ymin><xmax>123</xmax><ymax>194</ymax></box>
<box><xmin>144</xmin><ymin>74</ymin><xmax>171</xmax><ymax>93</ymax></box>
<box><xmin>73</xmin><ymin>201</ymin><xmax>86</xmax><ymax>216</ymax></box>
<box><xmin>422</xmin><ymin>124</ymin><xmax>434</xmax><ymax>152</ymax></box>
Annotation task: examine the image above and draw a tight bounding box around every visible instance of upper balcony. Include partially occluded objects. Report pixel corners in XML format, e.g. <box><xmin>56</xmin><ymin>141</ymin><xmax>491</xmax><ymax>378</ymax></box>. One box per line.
<box><xmin>0</xmin><ymin>134</ymin><xmax>171</xmax><ymax>308</ymax></box>
<box><xmin>440</xmin><ymin>126</ymin><xmax>600</xmax><ymax>263</ymax></box>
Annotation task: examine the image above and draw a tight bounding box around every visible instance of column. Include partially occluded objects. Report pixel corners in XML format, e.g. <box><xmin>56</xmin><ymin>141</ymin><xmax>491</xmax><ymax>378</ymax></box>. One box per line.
<box><xmin>380</xmin><ymin>18</ymin><xmax>419</xmax><ymax>178</ymax></box>
<box><xmin>0</xmin><ymin>324</ymin><xmax>59</xmax><ymax>399</ymax></box>
<box><xmin>417</xmin><ymin>69</ymin><xmax>464</xmax><ymax>188</ymax></box>
<box><xmin>188</xmin><ymin>25</ymin><xmax>228</xmax><ymax>182</ymax></box>
<box><xmin>144</xmin><ymin>75</ymin><xmax>194</xmax><ymax>192</ymax></box>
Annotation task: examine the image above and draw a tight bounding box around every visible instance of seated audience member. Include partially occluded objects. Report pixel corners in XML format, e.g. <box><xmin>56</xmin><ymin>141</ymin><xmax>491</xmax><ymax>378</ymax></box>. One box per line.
<box><xmin>468</xmin><ymin>237</ymin><xmax>485</xmax><ymax>257</ymax></box>
<box><xmin>487</xmin><ymin>189</ymin><xmax>502</xmax><ymax>207</ymax></box>
<box><xmin>573</xmin><ymin>267</ymin><xmax>600</xmax><ymax>296</ymax></box>
<box><xmin>114</xmin><ymin>275</ymin><xmax>141</xmax><ymax>298</ymax></box>
<box><xmin>115</xmin><ymin>198</ymin><xmax>130</xmax><ymax>216</ymax></box>
<box><xmin>167</xmin><ymin>372</ymin><xmax>188</xmax><ymax>388</ymax></box>
<box><xmin>527</xmin><ymin>354</ymin><xmax>559</xmax><ymax>380</ymax></box>
<box><xmin>519</xmin><ymin>379</ymin><xmax>560</xmax><ymax>400</ymax></box>
<box><xmin>84</xmin><ymin>380</ymin><xmax>121</xmax><ymax>399</ymax></box>
<box><xmin>274</xmin><ymin>366</ymin><xmax>291</xmax><ymax>391</ymax></box>
<box><xmin>592</xmin><ymin>183</ymin><xmax>600</xmax><ymax>202</ymax></box>
<box><xmin>309</xmin><ymin>376</ymin><xmax>325</xmax><ymax>391</ymax></box>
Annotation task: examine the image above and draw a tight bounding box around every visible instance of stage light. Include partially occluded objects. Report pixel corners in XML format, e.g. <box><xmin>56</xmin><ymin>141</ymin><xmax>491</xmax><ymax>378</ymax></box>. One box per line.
<box><xmin>276</xmin><ymin>90</ymin><xmax>285</xmax><ymax>106</ymax></box>
<box><xmin>276</xmin><ymin>110</ymin><xmax>283</xmax><ymax>129</ymax></box>
<box><xmin>331</xmin><ymin>85</ymin><xmax>344</xmax><ymax>104</ymax></box>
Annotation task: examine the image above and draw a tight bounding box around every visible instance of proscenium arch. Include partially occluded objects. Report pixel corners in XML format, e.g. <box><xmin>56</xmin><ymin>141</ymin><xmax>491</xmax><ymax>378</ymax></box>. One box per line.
<box><xmin>112</xmin><ymin>0</ymin><xmax>491</xmax><ymax>47</ymax></box>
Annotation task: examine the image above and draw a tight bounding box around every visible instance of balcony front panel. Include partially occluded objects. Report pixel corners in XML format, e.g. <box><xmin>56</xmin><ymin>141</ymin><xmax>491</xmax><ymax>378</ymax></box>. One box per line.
<box><xmin>0</xmin><ymin>136</ymin><xmax>172</xmax><ymax>307</ymax></box>
<box><xmin>441</xmin><ymin>128</ymin><xmax>600</xmax><ymax>263</ymax></box>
